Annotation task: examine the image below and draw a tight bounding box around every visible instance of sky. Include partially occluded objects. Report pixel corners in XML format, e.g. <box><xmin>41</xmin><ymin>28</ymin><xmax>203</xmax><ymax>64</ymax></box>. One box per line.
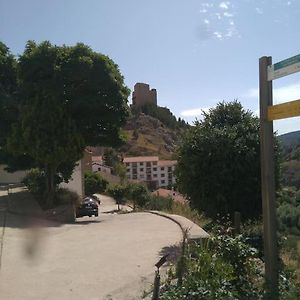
<box><xmin>1</xmin><ymin>0</ymin><xmax>300</xmax><ymax>134</ymax></box>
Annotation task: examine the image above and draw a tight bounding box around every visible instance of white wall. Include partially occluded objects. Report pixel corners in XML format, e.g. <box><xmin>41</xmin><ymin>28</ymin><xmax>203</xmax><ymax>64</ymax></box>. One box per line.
<box><xmin>61</xmin><ymin>160</ymin><xmax>84</xmax><ymax>198</ymax></box>
<box><xmin>0</xmin><ymin>165</ymin><xmax>27</xmax><ymax>184</ymax></box>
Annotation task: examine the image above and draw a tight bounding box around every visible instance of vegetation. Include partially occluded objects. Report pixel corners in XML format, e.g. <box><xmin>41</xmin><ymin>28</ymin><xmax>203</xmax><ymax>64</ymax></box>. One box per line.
<box><xmin>0</xmin><ymin>41</ymin><xmax>129</xmax><ymax>207</ymax></box>
<box><xmin>145</xmin><ymin>195</ymin><xmax>173</xmax><ymax>211</ymax></box>
<box><xmin>175</xmin><ymin>101</ymin><xmax>280</xmax><ymax>220</ymax></box>
<box><xmin>132</xmin><ymin>103</ymin><xmax>188</xmax><ymax>129</ymax></box>
<box><xmin>84</xmin><ymin>171</ymin><xmax>108</xmax><ymax>196</ymax></box>
<box><xmin>160</xmin><ymin>222</ymin><xmax>300</xmax><ymax>300</ymax></box>
<box><xmin>125</xmin><ymin>182</ymin><xmax>149</xmax><ymax>209</ymax></box>
<box><xmin>22</xmin><ymin>169</ymin><xmax>80</xmax><ymax>208</ymax></box>
<box><xmin>107</xmin><ymin>184</ymin><xmax>127</xmax><ymax>210</ymax></box>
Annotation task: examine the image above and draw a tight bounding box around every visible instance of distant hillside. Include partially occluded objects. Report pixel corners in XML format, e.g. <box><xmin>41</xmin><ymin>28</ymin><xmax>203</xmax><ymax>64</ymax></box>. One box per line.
<box><xmin>279</xmin><ymin>130</ymin><xmax>300</xmax><ymax>149</ymax></box>
<box><xmin>279</xmin><ymin>130</ymin><xmax>300</xmax><ymax>189</ymax></box>
<box><xmin>120</xmin><ymin>113</ymin><xmax>186</xmax><ymax>159</ymax></box>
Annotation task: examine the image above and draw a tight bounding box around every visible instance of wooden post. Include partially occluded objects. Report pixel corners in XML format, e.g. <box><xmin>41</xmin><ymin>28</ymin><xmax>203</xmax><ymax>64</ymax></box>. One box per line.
<box><xmin>259</xmin><ymin>56</ymin><xmax>279</xmax><ymax>299</ymax></box>
<box><xmin>152</xmin><ymin>270</ymin><xmax>160</xmax><ymax>300</ymax></box>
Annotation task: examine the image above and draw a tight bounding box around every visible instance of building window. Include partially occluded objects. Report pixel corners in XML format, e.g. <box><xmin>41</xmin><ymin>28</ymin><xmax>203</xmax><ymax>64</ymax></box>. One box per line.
<box><xmin>132</xmin><ymin>162</ymin><xmax>137</xmax><ymax>167</ymax></box>
<box><xmin>98</xmin><ymin>167</ymin><xmax>101</xmax><ymax>171</ymax></box>
<box><xmin>153</xmin><ymin>167</ymin><xmax>157</xmax><ymax>171</ymax></box>
<box><xmin>153</xmin><ymin>161</ymin><xmax>157</xmax><ymax>165</ymax></box>
<box><xmin>140</xmin><ymin>168</ymin><xmax>144</xmax><ymax>172</ymax></box>
<box><xmin>161</xmin><ymin>180</ymin><xmax>165</xmax><ymax>184</ymax></box>
<box><xmin>133</xmin><ymin>174</ymin><xmax>137</xmax><ymax>179</ymax></box>
<box><xmin>161</xmin><ymin>167</ymin><xmax>165</xmax><ymax>171</ymax></box>
<box><xmin>140</xmin><ymin>174</ymin><xmax>145</xmax><ymax>179</ymax></box>
<box><xmin>168</xmin><ymin>167</ymin><xmax>172</xmax><ymax>172</ymax></box>
<box><xmin>153</xmin><ymin>174</ymin><xmax>157</xmax><ymax>178</ymax></box>
<box><xmin>139</xmin><ymin>162</ymin><xmax>143</xmax><ymax>166</ymax></box>
<box><xmin>146</xmin><ymin>162</ymin><xmax>151</xmax><ymax>167</ymax></box>
<box><xmin>161</xmin><ymin>173</ymin><xmax>165</xmax><ymax>178</ymax></box>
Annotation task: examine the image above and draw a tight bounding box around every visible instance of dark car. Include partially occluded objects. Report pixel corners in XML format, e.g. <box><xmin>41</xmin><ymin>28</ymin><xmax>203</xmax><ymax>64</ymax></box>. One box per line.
<box><xmin>76</xmin><ymin>197</ymin><xmax>99</xmax><ymax>218</ymax></box>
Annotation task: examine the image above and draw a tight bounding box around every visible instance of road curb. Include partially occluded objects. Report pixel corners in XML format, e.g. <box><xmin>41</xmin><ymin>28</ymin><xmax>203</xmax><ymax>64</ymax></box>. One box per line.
<box><xmin>145</xmin><ymin>210</ymin><xmax>209</xmax><ymax>241</ymax></box>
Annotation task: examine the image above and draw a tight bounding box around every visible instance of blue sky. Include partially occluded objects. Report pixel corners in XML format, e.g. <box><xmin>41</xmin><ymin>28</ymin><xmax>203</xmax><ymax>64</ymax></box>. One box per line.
<box><xmin>1</xmin><ymin>0</ymin><xmax>300</xmax><ymax>134</ymax></box>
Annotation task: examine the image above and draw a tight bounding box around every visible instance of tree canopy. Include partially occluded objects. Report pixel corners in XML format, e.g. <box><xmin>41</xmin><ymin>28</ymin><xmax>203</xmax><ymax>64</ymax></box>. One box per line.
<box><xmin>175</xmin><ymin>101</ymin><xmax>280</xmax><ymax>219</ymax></box>
<box><xmin>0</xmin><ymin>41</ymin><xmax>130</xmax><ymax>206</ymax></box>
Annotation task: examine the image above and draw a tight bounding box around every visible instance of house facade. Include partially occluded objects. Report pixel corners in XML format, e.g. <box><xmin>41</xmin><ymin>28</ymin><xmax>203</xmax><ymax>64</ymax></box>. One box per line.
<box><xmin>124</xmin><ymin>156</ymin><xmax>176</xmax><ymax>189</ymax></box>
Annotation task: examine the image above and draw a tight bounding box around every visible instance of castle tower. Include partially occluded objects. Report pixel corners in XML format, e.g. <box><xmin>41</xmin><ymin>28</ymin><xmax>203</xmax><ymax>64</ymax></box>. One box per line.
<box><xmin>132</xmin><ymin>83</ymin><xmax>157</xmax><ymax>107</ymax></box>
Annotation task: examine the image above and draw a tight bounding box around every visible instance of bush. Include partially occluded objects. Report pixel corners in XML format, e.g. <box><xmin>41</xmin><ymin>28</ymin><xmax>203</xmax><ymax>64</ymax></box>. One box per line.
<box><xmin>22</xmin><ymin>168</ymin><xmax>46</xmax><ymax>196</ymax></box>
<box><xmin>125</xmin><ymin>182</ymin><xmax>150</xmax><ymax>208</ymax></box>
<box><xmin>161</xmin><ymin>233</ymin><xmax>262</xmax><ymax>299</ymax></box>
<box><xmin>145</xmin><ymin>195</ymin><xmax>173</xmax><ymax>211</ymax></box>
<box><xmin>107</xmin><ymin>184</ymin><xmax>127</xmax><ymax>209</ymax></box>
<box><xmin>84</xmin><ymin>171</ymin><xmax>108</xmax><ymax>196</ymax></box>
<box><xmin>54</xmin><ymin>188</ymin><xmax>80</xmax><ymax>207</ymax></box>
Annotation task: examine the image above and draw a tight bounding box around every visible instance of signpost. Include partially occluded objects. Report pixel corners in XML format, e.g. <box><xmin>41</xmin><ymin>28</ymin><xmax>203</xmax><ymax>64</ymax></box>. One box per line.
<box><xmin>260</xmin><ymin>53</ymin><xmax>300</xmax><ymax>299</ymax></box>
<box><xmin>267</xmin><ymin>54</ymin><xmax>300</xmax><ymax>81</ymax></box>
<box><xmin>268</xmin><ymin>99</ymin><xmax>300</xmax><ymax>121</ymax></box>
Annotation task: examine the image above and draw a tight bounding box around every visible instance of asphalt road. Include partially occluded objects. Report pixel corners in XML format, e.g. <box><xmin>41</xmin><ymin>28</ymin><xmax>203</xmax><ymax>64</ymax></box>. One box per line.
<box><xmin>0</xmin><ymin>194</ymin><xmax>182</xmax><ymax>300</ymax></box>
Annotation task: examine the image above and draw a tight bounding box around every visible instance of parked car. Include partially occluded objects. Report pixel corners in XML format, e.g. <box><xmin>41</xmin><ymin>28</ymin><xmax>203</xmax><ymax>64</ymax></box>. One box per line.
<box><xmin>89</xmin><ymin>194</ymin><xmax>101</xmax><ymax>205</ymax></box>
<box><xmin>76</xmin><ymin>197</ymin><xmax>99</xmax><ymax>218</ymax></box>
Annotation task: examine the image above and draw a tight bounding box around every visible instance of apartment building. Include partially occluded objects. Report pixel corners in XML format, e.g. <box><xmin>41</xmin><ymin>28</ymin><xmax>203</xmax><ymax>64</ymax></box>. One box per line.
<box><xmin>124</xmin><ymin>156</ymin><xmax>176</xmax><ymax>188</ymax></box>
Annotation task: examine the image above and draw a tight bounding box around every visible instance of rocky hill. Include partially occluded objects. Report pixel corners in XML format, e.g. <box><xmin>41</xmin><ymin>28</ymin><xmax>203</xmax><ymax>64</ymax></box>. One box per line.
<box><xmin>279</xmin><ymin>130</ymin><xmax>300</xmax><ymax>189</ymax></box>
<box><xmin>120</xmin><ymin>113</ymin><xmax>185</xmax><ymax>159</ymax></box>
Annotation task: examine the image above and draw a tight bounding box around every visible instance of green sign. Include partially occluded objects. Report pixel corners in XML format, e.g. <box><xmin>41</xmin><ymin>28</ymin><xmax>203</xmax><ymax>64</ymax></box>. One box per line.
<box><xmin>268</xmin><ymin>53</ymin><xmax>300</xmax><ymax>81</ymax></box>
<box><xmin>274</xmin><ymin>54</ymin><xmax>300</xmax><ymax>70</ymax></box>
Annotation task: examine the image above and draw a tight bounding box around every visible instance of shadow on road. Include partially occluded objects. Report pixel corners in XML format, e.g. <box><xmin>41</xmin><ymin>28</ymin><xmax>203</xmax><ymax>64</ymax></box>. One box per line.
<box><xmin>74</xmin><ymin>219</ymin><xmax>102</xmax><ymax>225</ymax></box>
<box><xmin>159</xmin><ymin>243</ymin><xmax>181</xmax><ymax>265</ymax></box>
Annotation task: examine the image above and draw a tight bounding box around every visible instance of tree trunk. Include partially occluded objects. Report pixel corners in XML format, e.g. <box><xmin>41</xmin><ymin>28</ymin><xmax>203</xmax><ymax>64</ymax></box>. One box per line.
<box><xmin>45</xmin><ymin>164</ymin><xmax>56</xmax><ymax>208</ymax></box>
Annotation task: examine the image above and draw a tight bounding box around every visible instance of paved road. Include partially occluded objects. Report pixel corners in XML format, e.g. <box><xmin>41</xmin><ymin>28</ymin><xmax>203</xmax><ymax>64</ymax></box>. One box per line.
<box><xmin>0</xmin><ymin>193</ymin><xmax>182</xmax><ymax>300</ymax></box>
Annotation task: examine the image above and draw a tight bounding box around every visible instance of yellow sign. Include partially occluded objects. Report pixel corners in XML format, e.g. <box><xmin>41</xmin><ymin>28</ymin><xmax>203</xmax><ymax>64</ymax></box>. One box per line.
<box><xmin>268</xmin><ymin>99</ymin><xmax>300</xmax><ymax>121</ymax></box>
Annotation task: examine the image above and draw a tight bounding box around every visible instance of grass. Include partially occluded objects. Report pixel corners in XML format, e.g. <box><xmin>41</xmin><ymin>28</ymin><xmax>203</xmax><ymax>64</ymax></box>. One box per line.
<box><xmin>281</xmin><ymin>234</ymin><xmax>300</xmax><ymax>280</ymax></box>
<box><xmin>165</xmin><ymin>201</ymin><xmax>210</xmax><ymax>228</ymax></box>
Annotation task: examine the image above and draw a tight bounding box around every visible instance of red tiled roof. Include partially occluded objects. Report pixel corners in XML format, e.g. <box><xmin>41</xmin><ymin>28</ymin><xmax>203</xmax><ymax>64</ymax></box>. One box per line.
<box><xmin>158</xmin><ymin>160</ymin><xmax>177</xmax><ymax>167</ymax></box>
<box><xmin>92</xmin><ymin>156</ymin><xmax>103</xmax><ymax>163</ymax></box>
<box><xmin>152</xmin><ymin>188</ymin><xmax>188</xmax><ymax>204</ymax></box>
<box><xmin>123</xmin><ymin>156</ymin><xmax>159</xmax><ymax>163</ymax></box>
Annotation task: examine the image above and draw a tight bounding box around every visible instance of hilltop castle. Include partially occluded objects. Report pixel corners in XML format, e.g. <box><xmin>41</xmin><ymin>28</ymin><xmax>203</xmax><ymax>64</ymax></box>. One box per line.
<box><xmin>132</xmin><ymin>83</ymin><xmax>157</xmax><ymax>107</ymax></box>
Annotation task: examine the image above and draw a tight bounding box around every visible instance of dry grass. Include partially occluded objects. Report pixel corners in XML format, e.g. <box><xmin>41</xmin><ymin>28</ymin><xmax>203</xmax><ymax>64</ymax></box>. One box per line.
<box><xmin>165</xmin><ymin>202</ymin><xmax>210</xmax><ymax>228</ymax></box>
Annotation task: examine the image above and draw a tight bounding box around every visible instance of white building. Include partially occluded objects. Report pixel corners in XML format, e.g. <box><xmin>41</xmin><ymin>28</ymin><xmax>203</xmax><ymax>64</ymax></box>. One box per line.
<box><xmin>91</xmin><ymin>156</ymin><xmax>112</xmax><ymax>174</ymax></box>
<box><xmin>124</xmin><ymin>156</ymin><xmax>176</xmax><ymax>188</ymax></box>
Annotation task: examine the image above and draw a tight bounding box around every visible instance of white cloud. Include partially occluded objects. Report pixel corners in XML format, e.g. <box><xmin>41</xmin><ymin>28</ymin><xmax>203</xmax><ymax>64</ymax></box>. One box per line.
<box><xmin>180</xmin><ymin>107</ymin><xmax>212</xmax><ymax>117</ymax></box>
<box><xmin>255</xmin><ymin>7</ymin><xmax>263</xmax><ymax>14</ymax></box>
<box><xmin>219</xmin><ymin>2</ymin><xmax>230</xmax><ymax>10</ymax></box>
<box><xmin>204</xmin><ymin>19</ymin><xmax>210</xmax><ymax>24</ymax></box>
<box><xmin>245</xmin><ymin>81</ymin><xmax>300</xmax><ymax>104</ymax></box>
<box><xmin>224</xmin><ymin>12</ymin><xmax>234</xmax><ymax>17</ymax></box>
<box><xmin>214</xmin><ymin>31</ymin><xmax>223</xmax><ymax>40</ymax></box>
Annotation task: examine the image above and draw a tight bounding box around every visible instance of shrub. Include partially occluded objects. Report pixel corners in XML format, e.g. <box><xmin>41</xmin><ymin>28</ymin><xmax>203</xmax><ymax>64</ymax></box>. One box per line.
<box><xmin>145</xmin><ymin>195</ymin><xmax>173</xmax><ymax>211</ymax></box>
<box><xmin>84</xmin><ymin>171</ymin><xmax>108</xmax><ymax>196</ymax></box>
<box><xmin>54</xmin><ymin>188</ymin><xmax>80</xmax><ymax>207</ymax></box>
<box><xmin>22</xmin><ymin>168</ymin><xmax>46</xmax><ymax>196</ymax></box>
<box><xmin>125</xmin><ymin>182</ymin><xmax>150</xmax><ymax>208</ymax></box>
<box><xmin>107</xmin><ymin>184</ymin><xmax>127</xmax><ymax>209</ymax></box>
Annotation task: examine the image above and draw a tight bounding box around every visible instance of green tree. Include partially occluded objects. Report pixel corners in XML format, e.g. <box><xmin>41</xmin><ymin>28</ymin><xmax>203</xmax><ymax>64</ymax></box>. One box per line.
<box><xmin>125</xmin><ymin>182</ymin><xmax>149</xmax><ymax>209</ymax></box>
<box><xmin>107</xmin><ymin>184</ymin><xmax>127</xmax><ymax>210</ymax></box>
<box><xmin>84</xmin><ymin>171</ymin><xmax>108</xmax><ymax>195</ymax></box>
<box><xmin>176</xmin><ymin>101</ymin><xmax>280</xmax><ymax>219</ymax></box>
<box><xmin>0</xmin><ymin>42</ymin><xmax>34</xmax><ymax>171</ymax></box>
<box><xmin>2</xmin><ymin>41</ymin><xmax>129</xmax><ymax>207</ymax></box>
<box><xmin>103</xmin><ymin>147</ymin><xmax>120</xmax><ymax>168</ymax></box>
